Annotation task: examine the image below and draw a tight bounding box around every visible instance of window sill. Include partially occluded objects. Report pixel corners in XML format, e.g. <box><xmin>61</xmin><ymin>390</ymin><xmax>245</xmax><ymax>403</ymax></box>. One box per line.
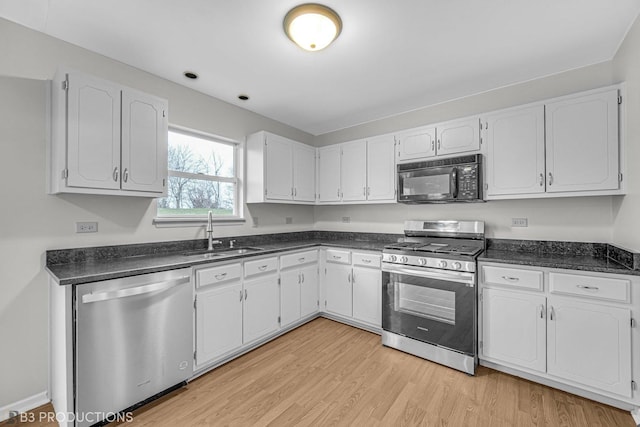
<box><xmin>153</xmin><ymin>216</ymin><xmax>246</xmax><ymax>228</ymax></box>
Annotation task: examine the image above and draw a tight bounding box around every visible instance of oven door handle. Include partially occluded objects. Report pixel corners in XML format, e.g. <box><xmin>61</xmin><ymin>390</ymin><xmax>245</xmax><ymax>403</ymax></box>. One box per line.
<box><xmin>451</xmin><ymin>168</ymin><xmax>458</xmax><ymax>199</ymax></box>
<box><xmin>382</xmin><ymin>263</ymin><xmax>475</xmax><ymax>285</ymax></box>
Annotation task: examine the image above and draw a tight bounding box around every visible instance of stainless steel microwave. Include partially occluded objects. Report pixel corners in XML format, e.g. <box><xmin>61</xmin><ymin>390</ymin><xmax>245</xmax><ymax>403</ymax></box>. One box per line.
<box><xmin>397</xmin><ymin>154</ymin><xmax>483</xmax><ymax>203</ymax></box>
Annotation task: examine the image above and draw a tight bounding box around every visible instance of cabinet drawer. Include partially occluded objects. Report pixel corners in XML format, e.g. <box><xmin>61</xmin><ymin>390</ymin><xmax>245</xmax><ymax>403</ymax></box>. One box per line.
<box><xmin>549</xmin><ymin>272</ymin><xmax>630</xmax><ymax>303</ymax></box>
<box><xmin>244</xmin><ymin>257</ymin><xmax>278</xmax><ymax>278</ymax></box>
<box><xmin>280</xmin><ymin>250</ymin><xmax>318</xmax><ymax>270</ymax></box>
<box><xmin>325</xmin><ymin>249</ymin><xmax>351</xmax><ymax>264</ymax></box>
<box><xmin>482</xmin><ymin>265</ymin><xmax>543</xmax><ymax>291</ymax></box>
<box><xmin>196</xmin><ymin>263</ymin><xmax>242</xmax><ymax>288</ymax></box>
<box><xmin>353</xmin><ymin>252</ymin><xmax>381</xmax><ymax>268</ymax></box>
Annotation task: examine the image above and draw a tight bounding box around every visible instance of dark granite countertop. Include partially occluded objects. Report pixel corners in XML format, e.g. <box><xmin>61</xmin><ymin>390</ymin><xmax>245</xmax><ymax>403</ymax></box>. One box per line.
<box><xmin>479</xmin><ymin>239</ymin><xmax>640</xmax><ymax>276</ymax></box>
<box><xmin>46</xmin><ymin>232</ymin><xmax>399</xmax><ymax>286</ymax></box>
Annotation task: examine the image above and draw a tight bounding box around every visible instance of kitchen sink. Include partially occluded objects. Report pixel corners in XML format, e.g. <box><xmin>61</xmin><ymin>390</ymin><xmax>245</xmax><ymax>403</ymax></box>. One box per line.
<box><xmin>183</xmin><ymin>247</ymin><xmax>264</xmax><ymax>259</ymax></box>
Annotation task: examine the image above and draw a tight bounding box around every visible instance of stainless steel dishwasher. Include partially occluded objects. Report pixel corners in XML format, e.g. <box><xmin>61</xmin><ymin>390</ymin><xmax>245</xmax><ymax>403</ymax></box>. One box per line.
<box><xmin>75</xmin><ymin>268</ymin><xmax>193</xmax><ymax>427</ymax></box>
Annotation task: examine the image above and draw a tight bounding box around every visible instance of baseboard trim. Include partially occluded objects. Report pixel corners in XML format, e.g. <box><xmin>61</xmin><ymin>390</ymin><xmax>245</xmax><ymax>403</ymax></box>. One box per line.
<box><xmin>631</xmin><ymin>408</ymin><xmax>640</xmax><ymax>426</ymax></box>
<box><xmin>0</xmin><ymin>391</ymin><xmax>49</xmax><ymax>422</ymax></box>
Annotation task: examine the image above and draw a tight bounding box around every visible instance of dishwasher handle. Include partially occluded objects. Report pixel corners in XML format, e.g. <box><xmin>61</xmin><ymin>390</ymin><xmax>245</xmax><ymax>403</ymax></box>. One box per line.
<box><xmin>81</xmin><ymin>276</ymin><xmax>191</xmax><ymax>304</ymax></box>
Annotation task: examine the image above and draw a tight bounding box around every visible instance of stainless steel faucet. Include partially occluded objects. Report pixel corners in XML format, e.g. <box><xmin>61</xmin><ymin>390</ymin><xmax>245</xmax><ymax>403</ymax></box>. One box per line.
<box><xmin>206</xmin><ymin>211</ymin><xmax>221</xmax><ymax>251</ymax></box>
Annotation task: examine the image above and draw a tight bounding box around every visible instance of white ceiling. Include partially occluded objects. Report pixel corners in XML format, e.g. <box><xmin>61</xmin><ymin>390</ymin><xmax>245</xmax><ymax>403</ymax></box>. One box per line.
<box><xmin>1</xmin><ymin>1</ymin><xmax>639</xmax><ymax>135</ymax></box>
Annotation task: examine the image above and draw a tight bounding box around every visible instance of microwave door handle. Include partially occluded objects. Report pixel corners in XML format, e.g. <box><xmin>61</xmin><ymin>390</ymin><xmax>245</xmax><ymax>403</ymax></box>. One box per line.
<box><xmin>451</xmin><ymin>168</ymin><xmax>459</xmax><ymax>199</ymax></box>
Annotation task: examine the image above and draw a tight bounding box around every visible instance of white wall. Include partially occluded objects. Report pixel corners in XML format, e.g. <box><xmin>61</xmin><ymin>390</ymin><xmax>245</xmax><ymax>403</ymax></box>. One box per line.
<box><xmin>612</xmin><ymin>14</ymin><xmax>640</xmax><ymax>252</ymax></box>
<box><xmin>0</xmin><ymin>17</ymin><xmax>315</xmax><ymax>411</ymax></box>
<box><xmin>313</xmin><ymin>59</ymin><xmax>622</xmax><ymax>244</ymax></box>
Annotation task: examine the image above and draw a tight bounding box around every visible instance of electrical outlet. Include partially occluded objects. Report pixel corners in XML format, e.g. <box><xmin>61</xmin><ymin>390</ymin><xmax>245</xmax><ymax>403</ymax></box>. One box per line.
<box><xmin>285</xmin><ymin>217</ymin><xmax>293</xmax><ymax>224</ymax></box>
<box><xmin>511</xmin><ymin>218</ymin><xmax>528</xmax><ymax>227</ymax></box>
<box><xmin>342</xmin><ymin>216</ymin><xmax>351</xmax><ymax>223</ymax></box>
<box><xmin>76</xmin><ymin>222</ymin><xmax>98</xmax><ymax>233</ymax></box>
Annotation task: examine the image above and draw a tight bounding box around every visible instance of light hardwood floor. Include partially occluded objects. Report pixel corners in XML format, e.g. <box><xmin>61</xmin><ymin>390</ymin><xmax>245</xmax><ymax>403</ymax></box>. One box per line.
<box><xmin>4</xmin><ymin>318</ymin><xmax>635</xmax><ymax>426</ymax></box>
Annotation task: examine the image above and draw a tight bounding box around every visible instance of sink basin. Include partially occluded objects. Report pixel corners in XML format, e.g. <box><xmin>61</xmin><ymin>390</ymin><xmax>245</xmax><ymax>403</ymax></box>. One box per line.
<box><xmin>183</xmin><ymin>247</ymin><xmax>263</xmax><ymax>259</ymax></box>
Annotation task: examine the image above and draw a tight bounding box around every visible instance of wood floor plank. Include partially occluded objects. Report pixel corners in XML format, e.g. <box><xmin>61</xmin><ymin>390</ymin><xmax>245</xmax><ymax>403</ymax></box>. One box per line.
<box><xmin>3</xmin><ymin>318</ymin><xmax>635</xmax><ymax>427</ymax></box>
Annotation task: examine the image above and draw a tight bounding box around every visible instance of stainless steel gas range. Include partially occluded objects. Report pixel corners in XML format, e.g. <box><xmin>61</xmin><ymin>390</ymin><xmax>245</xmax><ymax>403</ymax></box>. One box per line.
<box><xmin>381</xmin><ymin>220</ymin><xmax>485</xmax><ymax>375</ymax></box>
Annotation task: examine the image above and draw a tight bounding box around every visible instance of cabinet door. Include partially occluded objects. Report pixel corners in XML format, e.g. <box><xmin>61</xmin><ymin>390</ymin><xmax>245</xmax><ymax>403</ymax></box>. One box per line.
<box><xmin>396</xmin><ymin>126</ymin><xmax>436</xmax><ymax>161</ymax></box>
<box><xmin>243</xmin><ymin>274</ymin><xmax>280</xmax><ymax>343</ymax></box>
<box><xmin>265</xmin><ymin>134</ymin><xmax>293</xmax><ymax>200</ymax></box>
<box><xmin>280</xmin><ymin>269</ymin><xmax>301</xmax><ymax>327</ymax></box>
<box><xmin>547</xmin><ymin>296</ymin><xmax>631</xmax><ymax>397</ymax></box>
<box><xmin>352</xmin><ymin>266</ymin><xmax>382</xmax><ymax>327</ymax></box>
<box><xmin>545</xmin><ymin>89</ymin><xmax>620</xmax><ymax>193</ymax></box>
<box><xmin>196</xmin><ymin>281</ymin><xmax>243</xmax><ymax>366</ymax></box>
<box><xmin>366</xmin><ymin>135</ymin><xmax>396</xmax><ymax>201</ymax></box>
<box><xmin>121</xmin><ymin>89</ymin><xmax>167</xmax><ymax>193</ymax></box>
<box><xmin>324</xmin><ymin>263</ymin><xmax>352</xmax><ymax>317</ymax></box>
<box><xmin>437</xmin><ymin>117</ymin><xmax>480</xmax><ymax>156</ymax></box>
<box><xmin>481</xmin><ymin>288</ymin><xmax>546</xmax><ymax>373</ymax></box>
<box><xmin>292</xmin><ymin>143</ymin><xmax>316</xmax><ymax>202</ymax></box>
<box><xmin>66</xmin><ymin>72</ymin><xmax>121</xmax><ymax>190</ymax></box>
<box><xmin>341</xmin><ymin>140</ymin><xmax>367</xmax><ymax>201</ymax></box>
<box><xmin>485</xmin><ymin>105</ymin><xmax>545</xmax><ymax>197</ymax></box>
<box><xmin>300</xmin><ymin>264</ymin><xmax>319</xmax><ymax>317</ymax></box>
<box><xmin>317</xmin><ymin>145</ymin><xmax>341</xmax><ymax>202</ymax></box>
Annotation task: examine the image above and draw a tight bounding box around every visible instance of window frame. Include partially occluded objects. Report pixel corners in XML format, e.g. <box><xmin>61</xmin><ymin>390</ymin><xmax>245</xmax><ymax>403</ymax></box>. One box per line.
<box><xmin>154</xmin><ymin>125</ymin><xmax>244</xmax><ymax>226</ymax></box>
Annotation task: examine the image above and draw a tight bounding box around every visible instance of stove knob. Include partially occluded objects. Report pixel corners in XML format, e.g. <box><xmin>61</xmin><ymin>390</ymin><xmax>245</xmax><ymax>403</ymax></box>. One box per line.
<box><xmin>400</xmin><ymin>256</ymin><xmax>409</xmax><ymax>263</ymax></box>
<box><xmin>438</xmin><ymin>260</ymin><xmax>448</xmax><ymax>268</ymax></box>
<box><xmin>389</xmin><ymin>255</ymin><xmax>397</xmax><ymax>262</ymax></box>
<box><xmin>452</xmin><ymin>262</ymin><xmax>462</xmax><ymax>270</ymax></box>
<box><xmin>418</xmin><ymin>258</ymin><xmax>427</xmax><ymax>266</ymax></box>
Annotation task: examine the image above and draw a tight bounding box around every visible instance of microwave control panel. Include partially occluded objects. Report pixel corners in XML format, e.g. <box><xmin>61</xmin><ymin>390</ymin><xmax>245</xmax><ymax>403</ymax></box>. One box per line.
<box><xmin>457</xmin><ymin>165</ymin><xmax>479</xmax><ymax>200</ymax></box>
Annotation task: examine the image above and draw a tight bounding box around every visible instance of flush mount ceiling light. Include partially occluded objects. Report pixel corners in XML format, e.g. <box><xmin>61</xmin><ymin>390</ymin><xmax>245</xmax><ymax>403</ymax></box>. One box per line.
<box><xmin>284</xmin><ymin>3</ymin><xmax>342</xmax><ymax>51</ymax></box>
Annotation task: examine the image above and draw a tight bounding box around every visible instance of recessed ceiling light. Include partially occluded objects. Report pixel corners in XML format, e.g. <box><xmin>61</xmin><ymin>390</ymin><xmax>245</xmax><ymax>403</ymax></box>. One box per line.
<box><xmin>284</xmin><ymin>3</ymin><xmax>342</xmax><ymax>51</ymax></box>
<box><xmin>238</xmin><ymin>94</ymin><xmax>250</xmax><ymax>101</ymax></box>
<box><xmin>183</xmin><ymin>71</ymin><xmax>198</xmax><ymax>80</ymax></box>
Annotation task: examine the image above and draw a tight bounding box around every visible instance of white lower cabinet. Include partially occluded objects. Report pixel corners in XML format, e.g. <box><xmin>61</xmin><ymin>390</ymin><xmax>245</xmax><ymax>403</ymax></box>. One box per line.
<box><xmin>547</xmin><ymin>295</ymin><xmax>632</xmax><ymax>397</ymax></box>
<box><xmin>481</xmin><ymin>287</ymin><xmax>546</xmax><ymax>372</ymax></box>
<box><xmin>322</xmin><ymin>249</ymin><xmax>382</xmax><ymax>329</ymax></box>
<box><xmin>279</xmin><ymin>250</ymin><xmax>319</xmax><ymax>327</ymax></box>
<box><xmin>479</xmin><ymin>262</ymin><xmax>638</xmax><ymax>407</ymax></box>
<box><xmin>243</xmin><ymin>273</ymin><xmax>280</xmax><ymax>344</ymax></box>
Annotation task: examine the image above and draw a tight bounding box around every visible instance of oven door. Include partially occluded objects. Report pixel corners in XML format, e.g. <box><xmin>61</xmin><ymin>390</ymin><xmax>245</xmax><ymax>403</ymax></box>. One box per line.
<box><xmin>382</xmin><ymin>263</ymin><xmax>476</xmax><ymax>355</ymax></box>
<box><xmin>398</xmin><ymin>166</ymin><xmax>458</xmax><ymax>202</ymax></box>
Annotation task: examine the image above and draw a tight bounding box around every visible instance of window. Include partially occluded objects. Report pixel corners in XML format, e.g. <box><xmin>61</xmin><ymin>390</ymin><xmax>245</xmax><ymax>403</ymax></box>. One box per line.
<box><xmin>157</xmin><ymin>128</ymin><xmax>240</xmax><ymax>220</ymax></box>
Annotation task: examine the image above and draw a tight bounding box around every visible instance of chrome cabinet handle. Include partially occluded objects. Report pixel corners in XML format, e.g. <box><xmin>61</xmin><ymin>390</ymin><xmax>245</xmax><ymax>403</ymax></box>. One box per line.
<box><xmin>437</xmin><ymin>139</ymin><xmax>441</xmax><ymax>150</ymax></box>
<box><xmin>363</xmin><ymin>186</ymin><xmax>367</xmax><ymax>196</ymax></box>
<box><xmin>352</xmin><ymin>273</ymin><xmax>355</xmax><ymax>283</ymax></box>
<box><xmin>298</xmin><ymin>274</ymin><xmax>301</xmax><ymax>284</ymax></box>
<box><xmin>367</xmin><ymin>187</ymin><xmax>370</xmax><ymax>196</ymax></box>
<box><xmin>347</xmin><ymin>273</ymin><xmax>352</xmax><ymax>283</ymax></box>
<box><xmin>298</xmin><ymin>257</ymin><xmax>305</xmax><ymax>263</ymax></box>
<box><xmin>548</xmin><ymin>172</ymin><xmax>554</xmax><ymax>186</ymax></box>
<box><xmin>539</xmin><ymin>173</ymin><xmax>544</xmax><ymax>186</ymax></box>
<box><xmin>301</xmin><ymin>273</ymin><xmax>305</xmax><ymax>284</ymax></box>
<box><xmin>431</xmin><ymin>140</ymin><xmax>435</xmax><ymax>151</ymax></box>
<box><xmin>123</xmin><ymin>168</ymin><xmax>129</xmax><ymax>183</ymax></box>
<box><xmin>214</xmin><ymin>273</ymin><xmax>227</xmax><ymax>280</ymax></box>
<box><xmin>549</xmin><ymin>306</ymin><xmax>555</xmax><ymax>321</ymax></box>
<box><xmin>258</xmin><ymin>265</ymin><xmax>268</xmax><ymax>271</ymax></box>
<box><xmin>244</xmin><ymin>289</ymin><xmax>248</xmax><ymax>300</ymax></box>
<box><xmin>240</xmin><ymin>290</ymin><xmax>243</xmax><ymax>301</ymax></box>
<box><xmin>577</xmin><ymin>285</ymin><xmax>599</xmax><ymax>291</ymax></box>
<box><xmin>362</xmin><ymin>259</ymin><xmax>372</xmax><ymax>264</ymax></box>
<box><xmin>294</xmin><ymin>187</ymin><xmax>297</xmax><ymax>197</ymax></box>
<box><xmin>333</xmin><ymin>255</ymin><xmax>341</xmax><ymax>260</ymax></box>
<box><xmin>113</xmin><ymin>167</ymin><xmax>119</xmax><ymax>182</ymax></box>
<box><xmin>539</xmin><ymin>304</ymin><xmax>545</xmax><ymax>319</ymax></box>
<box><xmin>501</xmin><ymin>276</ymin><xmax>519</xmax><ymax>282</ymax></box>
<box><xmin>337</xmin><ymin>189</ymin><xmax>340</xmax><ymax>197</ymax></box>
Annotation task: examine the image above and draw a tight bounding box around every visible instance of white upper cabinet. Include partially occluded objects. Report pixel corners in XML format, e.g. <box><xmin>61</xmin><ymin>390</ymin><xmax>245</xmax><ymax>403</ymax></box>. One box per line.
<box><xmin>485</xmin><ymin>105</ymin><xmax>546</xmax><ymax>197</ymax></box>
<box><xmin>292</xmin><ymin>143</ymin><xmax>316</xmax><ymax>202</ymax></box>
<box><xmin>437</xmin><ymin>116</ymin><xmax>481</xmax><ymax>156</ymax></box>
<box><xmin>484</xmin><ymin>86</ymin><xmax>622</xmax><ymax>199</ymax></box>
<box><xmin>121</xmin><ymin>88</ymin><xmax>168</xmax><ymax>193</ymax></box>
<box><xmin>50</xmin><ymin>69</ymin><xmax>168</xmax><ymax>197</ymax></box>
<box><xmin>396</xmin><ymin>117</ymin><xmax>480</xmax><ymax>162</ymax></box>
<box><xmin>366</xmin><ymin>135</ymin><xmax>396</xmax><ymax>201</ymax></box>
<box><xmin>317</xmin><ymin>145</ymin><xmax>342</xmax><ymax>203</ymax></box>
<box><xmin>545</xmin><ymin>89</ymin><xmax>620</xmax><ymax>193</ymax></box>
<box><xmin>340</xmin><ymin>140</ymin><xmax>368</xmax><ymax>202</ymax></box>
<box><xmin>265</xmin><ymin>133</ymin><xmax>294</xmax><ymax>200</ymax></box>
<box><xmin>246</xmin><ymin>131</ymin><xmax>316</xmax><ymax>204</ymax></box>
<box><xmin>396</xmin><ymin>125</ymin><xmax>436</xmax><ymax>161</ymax></box>
<box><xmin>317</xmin><ymin>135</ymin><xmax>396</xmax><ymax>204</ymax></box>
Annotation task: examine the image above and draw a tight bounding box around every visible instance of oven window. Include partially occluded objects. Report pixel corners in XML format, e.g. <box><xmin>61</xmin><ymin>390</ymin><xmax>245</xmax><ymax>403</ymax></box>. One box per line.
<box><xmin>395</xmin><ymin>283</ymin><xmax>455</xmax><ymax>325</ymax></box>
<box><xmin>402</xmin><ymin>174</ymin><xmax>451</xmax><ymax>196</ymax></box>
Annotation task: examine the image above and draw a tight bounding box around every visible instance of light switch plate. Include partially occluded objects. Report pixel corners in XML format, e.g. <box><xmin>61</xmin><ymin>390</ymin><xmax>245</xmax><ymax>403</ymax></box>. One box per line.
<box><xmin>285</xmin><ymin>217</ymin><xmax>293</xmax><ymax>224</ymax></box>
